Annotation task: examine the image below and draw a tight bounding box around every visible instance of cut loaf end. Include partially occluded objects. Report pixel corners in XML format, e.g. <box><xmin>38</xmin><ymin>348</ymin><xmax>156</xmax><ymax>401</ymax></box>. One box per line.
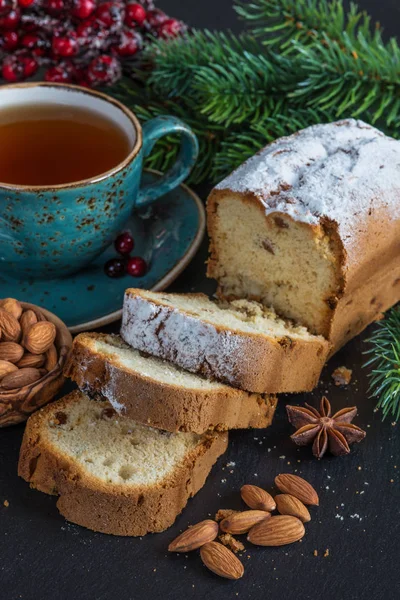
<box><xmin>18</xmin><ymin>391</ymin><xmax>228</xmax><ymax>536</ymax></box>
<box><xmin>64</xmin><ymin>332</ymin><xmax>277</xmax><ymax>434</ymax></box>
<box><xmin>207</xmin><ymin>190</ymin><xmax>344</xmax><ymax>339</ymax></box>
<box><xmin>121</xmin><ymin>289</ymin><xmax>329</xmax><ymax>393</ymax></box>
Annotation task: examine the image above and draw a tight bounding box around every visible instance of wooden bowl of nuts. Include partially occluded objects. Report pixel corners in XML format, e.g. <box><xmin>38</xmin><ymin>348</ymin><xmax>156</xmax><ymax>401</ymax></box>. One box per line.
<box><xmin>0</xmin><ymin>298</ymin><xmax>72</xmax><ymax>427</ymax></box>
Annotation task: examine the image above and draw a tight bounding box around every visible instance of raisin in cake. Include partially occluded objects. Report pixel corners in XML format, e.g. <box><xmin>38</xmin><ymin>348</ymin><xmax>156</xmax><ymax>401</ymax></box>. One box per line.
<box><xmin>207</xmin><ymin>119</ymin><xmax>400</xmax><ymax>351</ymax></box>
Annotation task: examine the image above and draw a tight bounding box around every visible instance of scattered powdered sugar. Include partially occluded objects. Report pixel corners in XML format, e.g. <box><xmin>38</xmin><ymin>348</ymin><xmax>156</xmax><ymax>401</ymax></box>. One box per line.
<box><xmin>216</xmin><ymin>119</ymin><xmax>400</xmax><ymax>252</ymax></box>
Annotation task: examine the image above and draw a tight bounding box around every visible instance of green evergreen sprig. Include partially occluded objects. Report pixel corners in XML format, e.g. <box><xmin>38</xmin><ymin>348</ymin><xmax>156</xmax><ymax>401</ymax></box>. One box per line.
<box><xmin>364</xmin><ymin>307</ymin><xmax>400</xmax><ymax>421</ymax></box>
<box><xmin>110</xmin><ymin>0</ymin><xmax>400</xmax><ymax>184</ymax></box>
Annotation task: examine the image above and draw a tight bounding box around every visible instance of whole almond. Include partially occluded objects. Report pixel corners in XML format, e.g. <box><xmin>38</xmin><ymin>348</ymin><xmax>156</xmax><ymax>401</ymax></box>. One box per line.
<box><xmin>200</xmin><ymin>542</ymin><xmax>244</xmax><ymax>580</ymax></box>
<box><xmin>275</xmin><ymin>474</ymin><xmax>319</xmax><ymax>506</ymax></box>
<box><xmin>0</xmin><ymin>309</ymin><xmax>21</xmax><ymax>342</ymax></box>
<box><xmin>20</xmin><ymin>310</ymin><xmax>38</xmax><ymax>335</ymax></box>
<box><xmin>275</xmin><ymin>494</ymin><xmax>311</xmax><ymax>523</ymax></box>
<box><xmin>241</xmin><ymin>484</ymin><xmax>276</xmax><ymax>512</ymax></box>
<box><xmin>0</xmin><ymin>342</ymin><xmax>24</xmax><ymax>364</ymax></box>
<box><xmin>0</xmin><ymin>298</ymin><xmax>22</xmax><ymax>320</ymax></box>
<box><xmin>17</xmin><ymin>353</ymin><xmax>45</xmax><ymax>369</ymax></box>
<box><xmin>247</xmin><ymin>515</ymin><xmax>305</xmax><ymax>547</ymax></box>
<box><xmin>45</xmin><ymin>344</ymin><xmax>58</xmax><ymax>371</ymax></box>
<box><xmin>0</xmin><ymin>367</ymin><xmax>42</xmax><ymax>389</ymax></box>
<box><xmin>220</xmin><ymin>510</ymin><xmax>270</xmax><ymax>534</ymax></box>
<box><xmin>0</xmin><ymin>360</ymin><xmax>18</xmax><ymax>381</ymax></box>
<box><xmin>23</xmin><ymin>321</ymin><xmax>56</xmax><ymax>355</ymax></box>
<box><xmin>168</xmin><ymin>520</ymin><xmax>219</xmax><ymax>552</ymax></box>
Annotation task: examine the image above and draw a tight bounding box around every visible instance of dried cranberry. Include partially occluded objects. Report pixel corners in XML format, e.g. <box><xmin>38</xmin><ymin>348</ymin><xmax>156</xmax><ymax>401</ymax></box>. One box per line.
<box><xmin>113</xmin><ymin>29</ymin><xmax>142</xmax><ymax>56</ymax></box>
<box><xmin>104</xmin><ymin>257</ymin><xmax>126</xmax><ymax>278</ymax></box>
<box><xmin>0</xmin><ymin>7</ymin><xmax>20</xmax><ymax>29</ymax></box>
<box><xmin>126</xmin><ymin>256</ymin><xmax>147</xmax><ymax>277</ymax></box>
<box><xmin>157</xmin><ymin>18</ymin><xmax>185</xmax><ymax>39</ymax></box>
<box><xmin>114</xmin><ymin>231</ymin><xmax>134</xmax><ymax>255</ymax></box>
<box><xmin>125</xmin><ymin>2</ymin><xmax>146</xmax><ymax>28</ymax></box>
<box><xmin>87</xmin><ymin>54</ymin><xmax>121</xmax><ymax>85</ymax></box>
<box><xmin>71</xmin><ymin>0</ymin><xmax>96</xmax><ymax>20</ymax></box>
<box><xmin>145</xmin><ymin>8</ymin><xmax>167</xmax><ymax>28</ymax></box>
<box><xmin>52</xmin><ymin>31</ymin><xmax>79</xmax><ymax>57</ymax></box>
<box><xmin>2</xmin><ymin>52</ymin><xmax>38</xmax><ymax>82</ymax></box>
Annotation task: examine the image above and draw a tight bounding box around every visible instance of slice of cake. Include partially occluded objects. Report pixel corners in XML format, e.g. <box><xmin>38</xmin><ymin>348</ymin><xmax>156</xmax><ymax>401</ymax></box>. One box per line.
<box><xmin>207</xmin><ymin>119</ymin><xmax>400</xmax><ymax>351</ymax></box>
<box><xmin>64</xmin><ymin>332</ymin><xmax>277</xmax><ymax>434</ymax></box>
<box><xmin>18</xmin><ymin>391</ymin><xmax>228</xmax><ymax>536</ymax></box>
<box><xmin>120</xmin><ymin>289</ymin><xmax>329</xmax><ymax>394</ymax></box>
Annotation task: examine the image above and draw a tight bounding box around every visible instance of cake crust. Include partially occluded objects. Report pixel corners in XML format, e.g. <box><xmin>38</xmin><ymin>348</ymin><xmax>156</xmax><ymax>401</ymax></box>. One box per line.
<box><xmin>207</xmin><ymin>119</ymin><xmax>400</xmax><ymax>350</ymax></box>
<box><xmin>18</xmin><ymin>391</ymin><xmax>228</xmax><ymax>536</ymax></box>
<box><xmin>120</xmin><ymin>289</ymin><xmax>329</xmax><ymax>394</ymax></box>
<box><xmin>64</xmin><ymin>333</ymin><xmax>278</xmax><ymax>434</ymax></box>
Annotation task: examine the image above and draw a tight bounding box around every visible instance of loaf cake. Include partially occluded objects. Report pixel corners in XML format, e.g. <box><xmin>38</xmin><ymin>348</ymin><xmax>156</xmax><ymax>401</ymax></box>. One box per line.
<box><xmin>120</xmin><ymin>289</ymin><xmax>329</xmax><ymax>393</ymax></box>
<box><xmin>18</xmin><ymin>391</ymin><xmax>228</xmax><ymax>536</ymax></box>
<box><xmin>64</xmin><ymin>332</ymin><xmax>278</xmax><ymax>434</ymax></box>
<box><xmin>207</xmin><ymin>119</ymin><xmax>400</xmax><ymax>351</ymax></box>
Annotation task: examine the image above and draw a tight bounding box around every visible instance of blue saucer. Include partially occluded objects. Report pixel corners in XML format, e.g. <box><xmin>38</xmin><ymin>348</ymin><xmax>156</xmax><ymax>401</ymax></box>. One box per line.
<box><xmin>0</xmin><ymin>170</ymin><xmax>205</xmax><ymax>332</ymax></box>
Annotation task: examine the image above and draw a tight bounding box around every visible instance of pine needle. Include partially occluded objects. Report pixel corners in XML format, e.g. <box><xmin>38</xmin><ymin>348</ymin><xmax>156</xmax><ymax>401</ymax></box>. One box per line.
<box><xmin>364</xmin><ymin>306</ymin><xmax>400</xmax><ymax>421</ymax></box>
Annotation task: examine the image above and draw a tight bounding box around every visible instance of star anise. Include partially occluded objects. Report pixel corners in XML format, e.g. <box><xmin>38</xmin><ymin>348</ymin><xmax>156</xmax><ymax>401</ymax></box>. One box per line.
<box><xmin>286</xmin><ymin>397</ymin><xmax>366</xmax><ymax>459</ymax></box>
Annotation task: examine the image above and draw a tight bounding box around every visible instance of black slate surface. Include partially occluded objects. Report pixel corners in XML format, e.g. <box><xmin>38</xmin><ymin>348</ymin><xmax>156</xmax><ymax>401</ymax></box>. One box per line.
<box><xmin>1</xmin><ymin>1</ymin><xmax>400</xmax><ymax>598</ymax></box>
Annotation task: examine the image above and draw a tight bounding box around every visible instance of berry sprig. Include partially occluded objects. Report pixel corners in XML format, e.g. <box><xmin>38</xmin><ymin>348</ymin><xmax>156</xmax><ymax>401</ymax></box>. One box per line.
<box><xmin>0</xmin><ymin>0</ymin><xmax>187</xmax><ymax>86</ymax></box>
<box><xmin>104</xmin><ymin>231</ymin><xmax>147</xmax><ymax>278</ymax></box>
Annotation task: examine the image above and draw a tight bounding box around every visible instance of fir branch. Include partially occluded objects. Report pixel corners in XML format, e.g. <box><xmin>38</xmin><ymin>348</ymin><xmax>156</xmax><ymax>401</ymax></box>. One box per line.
<box><xmin>145</xmin><ymin>30</ymin><xmax>259</xmax><ymax>100</ymax></box>
<box><xmin>364</xmin><ymin>306</ymin><xmax>400</xmax><ymax>421</ymax></box>
<box><xmin>235</xmin><ymin>0</ymin><xmax>377</xmax><ymax>53</ymax></box>
<box><xmin>212</xmin><ymin>106</ymin><xmax>336</xmax><ymax>178</ymax></box>
<box><xmin>291</xmin><ymin>32</ymin><xmax>400</xmax><ymax>126</ymax></box>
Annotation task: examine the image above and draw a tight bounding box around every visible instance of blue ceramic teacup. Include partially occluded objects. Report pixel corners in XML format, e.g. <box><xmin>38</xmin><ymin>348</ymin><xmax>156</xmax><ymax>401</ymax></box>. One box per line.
<box><xmin>0</xmin><ymin>83</ymin><xmax>199</xmax><ymax>280</ymax></box>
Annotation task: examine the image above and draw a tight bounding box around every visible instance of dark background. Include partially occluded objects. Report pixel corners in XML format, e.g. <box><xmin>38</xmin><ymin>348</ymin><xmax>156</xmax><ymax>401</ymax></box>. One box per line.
<box><xmin>1</xmin><ymin>2</ymin><xmax>400</xmax><ymax>599</ymax></box>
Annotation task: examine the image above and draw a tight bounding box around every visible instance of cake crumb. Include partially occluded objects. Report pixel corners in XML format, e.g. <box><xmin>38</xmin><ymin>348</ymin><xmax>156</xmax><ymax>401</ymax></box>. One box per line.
<box><xmin>219</xmin><ymin>533</ymin><xmax>245</xmax><ymax>554</ymax></box>
<box><xmin>324</xmin><ymin>549</ymin><xmax>330</xmax><ymax>557</ymax></box>
<box><xmin>215</xmin><ymin>509</ymin><xmax>238</xmax><ymax>522</ymax></box>
<box><xmin>332</xmin><ymin>366</ymin><xmax>352</xmax><ymax>386</ymax></box>
<box><xmin>313</xmin><ymin>550</ymin><xmax>318</xmax><ymax>557</ymax></box>
<box><xmin>3</xmin><ymin>500</ymin><xmax>9</xmax><ymax>507</ymax></box>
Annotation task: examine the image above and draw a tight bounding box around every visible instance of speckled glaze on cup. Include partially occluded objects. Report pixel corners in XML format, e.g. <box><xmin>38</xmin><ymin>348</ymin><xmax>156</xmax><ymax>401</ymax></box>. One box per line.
<box><xmin>0</xmin><ymin>83</ymin><xmax>198</xmax><ymax>280</ymax></box>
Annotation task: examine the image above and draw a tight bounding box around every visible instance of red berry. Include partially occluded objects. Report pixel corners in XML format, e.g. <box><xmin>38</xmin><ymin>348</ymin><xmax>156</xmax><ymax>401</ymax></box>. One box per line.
<box><xmin>95</xmin><ymin>2</ymin><xmax>124</xmax><ymax>28</ymax></box>
<box><xmin>2</xmin><ymin>52</ymin><xmax>38</xmax><ymax>82</ymax></box>
<box><xmin>125</xmin><ymin>3</ymin><xmax>146</xmax><ymax>27</ymax></box>
<box><xmin>21</xmin><ymin>33</ymin><xmax>50</xmax><ymax>57</ymax></box>
<box><xmin>0</xmin><ymin>7</ymin><xmax>20</xmax><ymax>29</ymax></box>
<box><xmin>52</xmin><ymin>31</ymin><xmax>78</xmax><ymax>57</ymax></box>
<box><xmin>157</xmin><ymin>18</ymin><xmax>184</xmax><ymax>39</ymax></box>
<box><xmin>104</xmin><ymin>258</ymin><xmax>126</xmax><ymax>278</ymax></box>
<box><xmin>145</xmin><ymin>8</ymin><xmax>167</xmax><ymax>28</ymax></box>
<box><xmin>77</xmin><ymin>16</ymin><xmax>109</xmax><ymax>49</ymax></box>
<box><xmin>45</xmin><ymin>62</ymin><xmax>74</xmax><ymax>83</ymax></box>
<box><xmin>114</xmin><ymin>232</ymin><xmax>134</xmax><ymax>255</ymax></box>
<box><xmin>0</xmin><ymin>30</ymin><xmax>18</xmax><ymax>50</ymax></box>
<box><xmin>113</xmin><ymin>29</ymin><xmax>142</xmax><ymax>56</ymax></box>
<box><xmin>0</xmin><ymin>0</ymin><xmax>15</xmax><ymax>17</ymax></box>
<box><xmin>45</xmin><ymin>0</ymin><xmax>64</xmax><ymax>14</ymax></box>
<box><xmin>87</xmin><ymin>54</ymin><xmax>121</xmax><ymax>85</ymax></box>
<box><xmin>126</xmin><ymin>256</ymin><xmax>147</xmax><ymax>277</ymax></box>
<box><xmin>18</xmin><ymin>0</ymin><xmax>35</xmax><ymax>6</ymax></box>
<box><xmin>71</xmin><ymin>0</ymin><xmax>96</xmax><ymax>19</ymax></box>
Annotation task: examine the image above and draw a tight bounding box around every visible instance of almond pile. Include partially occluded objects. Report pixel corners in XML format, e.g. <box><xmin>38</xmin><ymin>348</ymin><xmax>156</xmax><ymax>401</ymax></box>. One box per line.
<box><xmin>168</xmin><ymin>473</ymin><xmax>319</xmax><ymax>581</ymax></box>
<box><xmin>0</xmin><ymin>298</ymin><xmax>58</xmax><ymax>390</ymax></box>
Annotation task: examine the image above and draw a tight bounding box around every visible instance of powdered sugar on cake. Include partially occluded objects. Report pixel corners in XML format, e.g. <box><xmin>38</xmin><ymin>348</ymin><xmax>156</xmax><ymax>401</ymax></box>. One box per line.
<box><xmin>216</xmin><ymin>119</ymin><xmax>400</xmax><ymax>242</ymax></box>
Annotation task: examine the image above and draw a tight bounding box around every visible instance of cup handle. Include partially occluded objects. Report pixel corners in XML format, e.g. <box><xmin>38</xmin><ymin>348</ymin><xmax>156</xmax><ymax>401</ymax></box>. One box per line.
<box><xmin>136</xmin><ymin>115</ymin><xmax>199</xmax><ymax>209</ymax></box>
